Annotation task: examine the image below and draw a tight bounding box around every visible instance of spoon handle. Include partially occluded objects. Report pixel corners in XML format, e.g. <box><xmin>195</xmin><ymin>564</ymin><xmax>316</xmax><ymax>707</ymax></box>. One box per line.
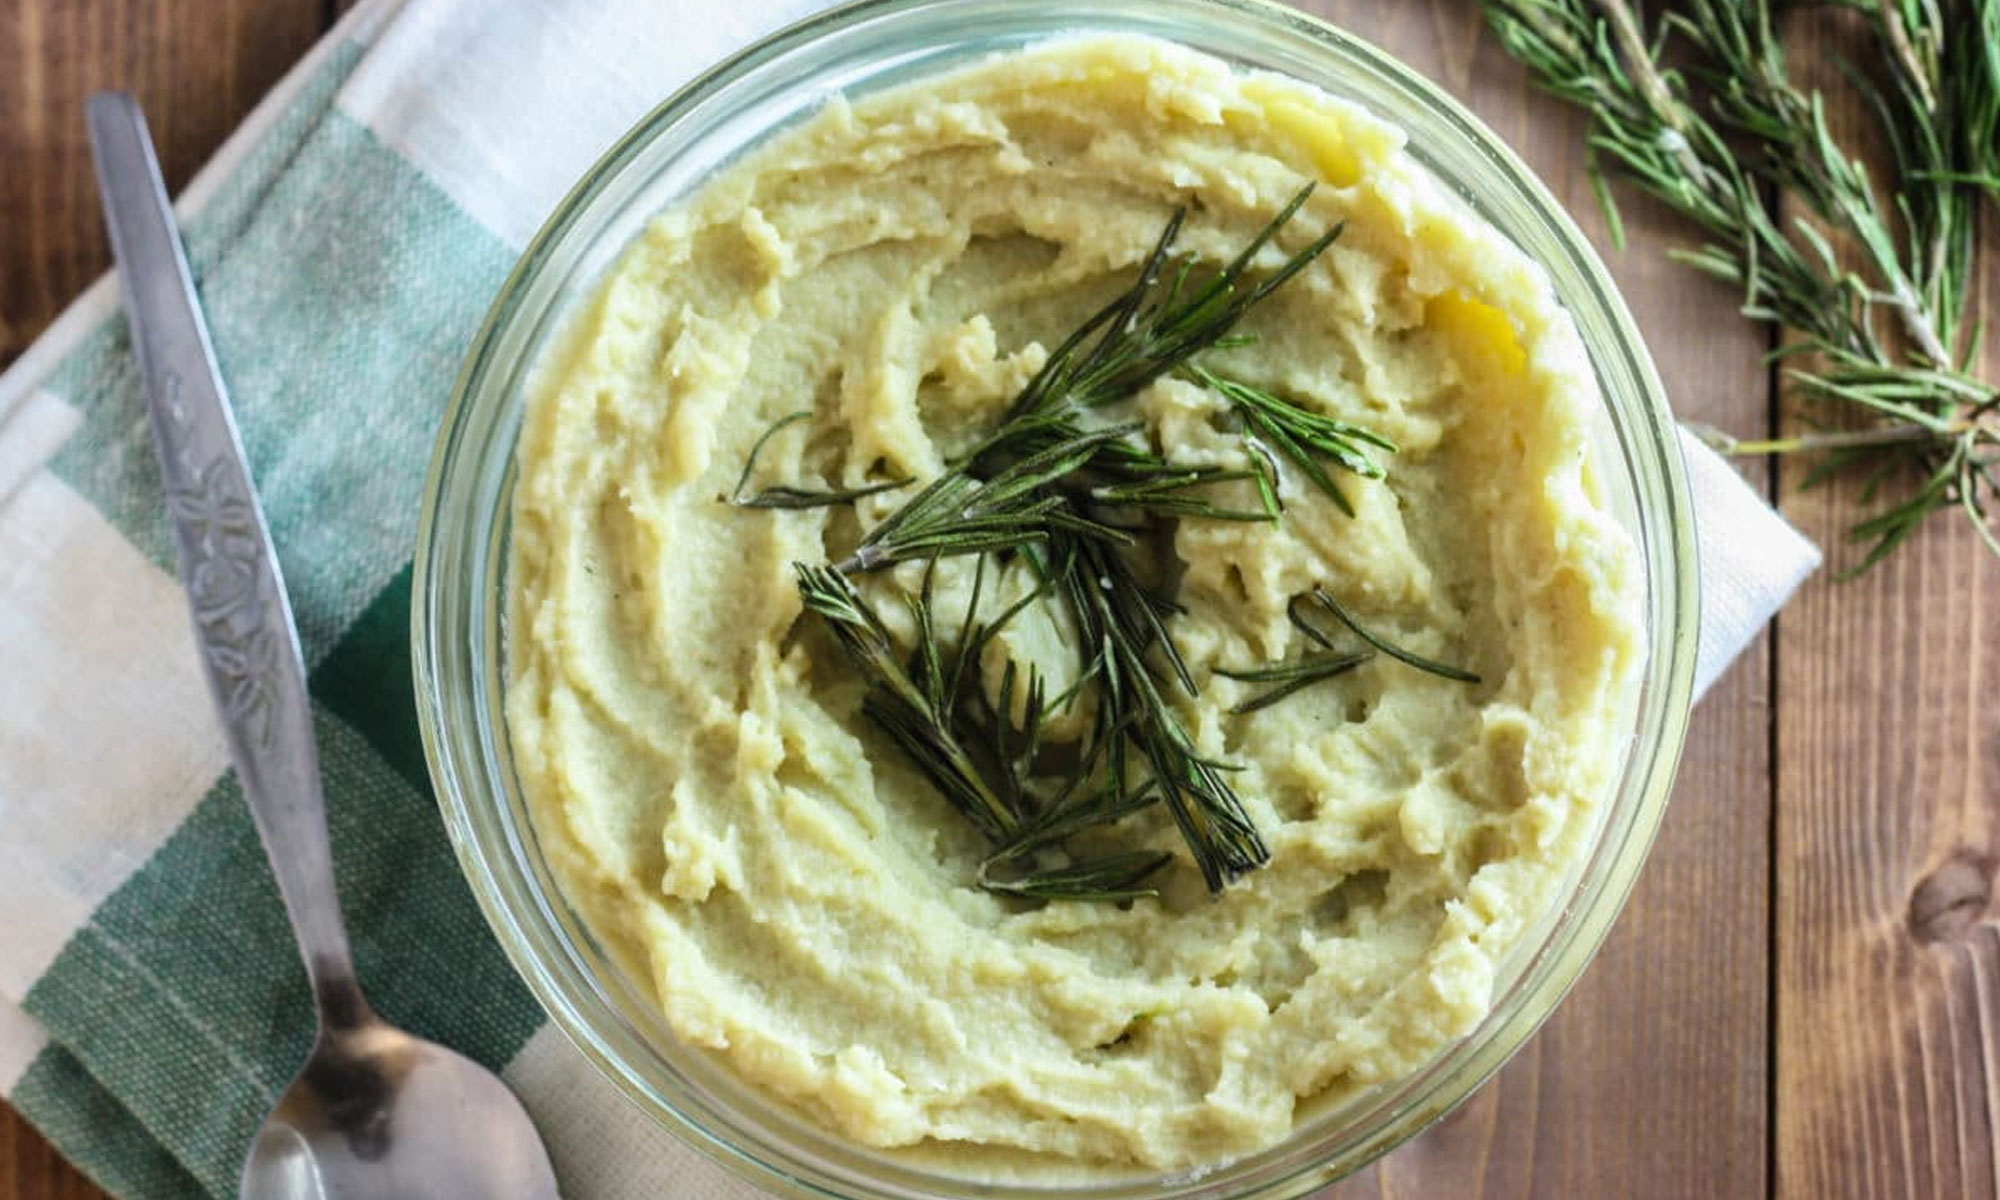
<box><xmin>88</xmin><ymin>93</ymin><xmax>365</xmax><ymax>1023</ymax></box>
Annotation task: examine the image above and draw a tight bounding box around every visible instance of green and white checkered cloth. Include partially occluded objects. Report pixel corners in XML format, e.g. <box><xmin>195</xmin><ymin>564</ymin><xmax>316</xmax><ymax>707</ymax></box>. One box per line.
<box><xmin>0</xmin><ymin>1</ymin><xmax>1817</xmax><ymax>1195</ymax></box>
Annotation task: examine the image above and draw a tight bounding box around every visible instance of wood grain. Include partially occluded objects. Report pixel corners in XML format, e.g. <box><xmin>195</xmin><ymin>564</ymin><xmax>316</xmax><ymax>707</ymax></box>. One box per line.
<box><xmin>0</xmin><ymin>1107</ymin><xmax>105</xmax><ymax>1200</ymax></box>
<box><xmin>1774</xmin><ymin>8</ymin><xmax>2000</xmax><ymax>1199</ymax></box>
<box><xmin>0</xmin><ymin>0</ymin><xmax>324</xmax><ymax>367</ymax></box>
<box><xmin>1298</xmin><ymin>3</ymin><xmax>1774</xmax><ymax>1196</ymax></box>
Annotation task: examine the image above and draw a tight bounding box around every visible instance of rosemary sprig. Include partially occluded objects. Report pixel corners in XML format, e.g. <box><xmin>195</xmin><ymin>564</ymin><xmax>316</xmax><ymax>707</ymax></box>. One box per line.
<box><xmin>755</xmin><ymin>193</ymin><xmax>1462</xmax><ymax>900</ymax></box>
<box><xmin>978</xmin><ymin>851</ymin><xmax>1176</xmax><ymax>902</ymax></box>
<box><xmin>995</xmin><ymin>185</ymin><xmax>1346</xmax><ymax>429</ymax></box>
<box><xmin>1185</xmin><ymin>365</ymin><xmax>1397</xmax><ymax>517</ymax></box>
<box><xmin>794</xmin><ymin>563</ymin><xmax>1017</xmax><ymax>841</ymax></box>
<box><xmin>799</xmin><ymin>559</ymin><xmax>1178</xmax><ymax>902</ymax></box>
<box><xmin>1088</xmin><ymin>463</ymin><xmax>1278</xmax><ymax>523</ymax></box>
<box><xmin>1047</xmin><ymin>531</ymin><xmax>1270</xmax><ymax>892</ymax></box>
<box><xmin>837</xmin><ymin>424</ymin><xmax>1140</xmax><ymax>573</ymax></box>
<box><xmin>1484</xmin><ymin>0</ymin><xmax>1999</xmax><ymax>573</ymax></box>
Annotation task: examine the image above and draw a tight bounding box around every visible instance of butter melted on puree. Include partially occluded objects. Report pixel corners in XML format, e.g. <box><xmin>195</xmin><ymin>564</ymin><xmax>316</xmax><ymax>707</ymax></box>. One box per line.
<box><xmin>507</xmin><ymin>35</ymin><xmax>1642</xmax><ymax>1174</ymax></box>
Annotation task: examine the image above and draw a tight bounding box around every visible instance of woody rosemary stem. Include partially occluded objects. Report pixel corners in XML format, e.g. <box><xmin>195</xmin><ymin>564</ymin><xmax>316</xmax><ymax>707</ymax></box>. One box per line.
<box><xmin>1691</xmin><ymin>422</ymin><xmax>1955</xmax><ymax>456</ymax></box>
<box><xmin>1597</xmin><ymin>0</ymin><xmax>1683</xmax><ymax>138</ymax></box>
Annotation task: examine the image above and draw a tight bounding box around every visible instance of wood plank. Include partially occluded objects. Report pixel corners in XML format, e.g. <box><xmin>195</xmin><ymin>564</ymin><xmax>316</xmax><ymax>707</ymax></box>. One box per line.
<box><xmin>1293</xmin><ymin>3</ymin><xmax>1775</xmax><ymax>1196</ymax></box>
<box><xmin>0</xmin><ymin>0</ymin><xmax>325</xmax><ymax>367</ymax></box>
<box><xmin>0</xmin><ymin>5</ymin><xmax>327</xmax><ymax>1196</ymax></box>
<box><xmin>0</xmin><ymin>1104</ymin><xmax>106</xmax><ymax>1200</ymax></box>
<box><xmin>1774</xmin><ymin>8</ymin><xmax>2000</xmax><ymax>1198</ymax></box>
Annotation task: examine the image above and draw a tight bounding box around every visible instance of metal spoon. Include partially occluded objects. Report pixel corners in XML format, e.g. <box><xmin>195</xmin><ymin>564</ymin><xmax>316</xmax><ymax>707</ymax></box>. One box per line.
<box><xmin>87</xmin><ymin>92</ymin><xmax>562</xmax><ymax>1200</ymax></box>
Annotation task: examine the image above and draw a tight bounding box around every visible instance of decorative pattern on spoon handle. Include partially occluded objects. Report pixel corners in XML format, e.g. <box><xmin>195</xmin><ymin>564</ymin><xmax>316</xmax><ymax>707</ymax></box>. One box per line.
<box><xmin>87</xmin><ymin>91</ymin><xmax>354</xmax><ymax>988</ymax></box>
<box><xmin>157</xmin><ymin>368</ymin><xmax>282</xmax><ymax>748</ymax></box>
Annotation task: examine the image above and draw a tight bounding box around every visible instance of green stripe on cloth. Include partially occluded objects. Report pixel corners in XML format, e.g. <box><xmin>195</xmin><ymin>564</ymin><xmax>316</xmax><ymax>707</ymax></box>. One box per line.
<box><xmin>21</xmin><ymin>767</ymin><xmax>297</xmax><ymax>1196</ymax></box>
<box><xmin>25</xmin><ymin>669</ymin><xmax>545</xmax><ymax>1194</ymax></box>
<box><xmin>43</xmin><ymin>39</ymin><xmax>364</xmax><ymax>580</ymax></box>
<box><xmin>49</xmin><ymin>105</ymin><xmax>515</xmax><ymax>665</ymax></box>
<box><xmin>314</xmin><ymin>562</ymin><xmax>427</xmax><ymax>793</ymax></box>
<box><xmin>11</xmin><ymin>1043</ymin><xmax>208</xmax><ymax>1199</ymax></box>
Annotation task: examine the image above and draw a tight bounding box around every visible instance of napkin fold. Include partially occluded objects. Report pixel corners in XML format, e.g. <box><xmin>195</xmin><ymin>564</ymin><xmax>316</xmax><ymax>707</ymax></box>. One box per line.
<box><xmin>0</xmin><ymin>1</ymin><xmax>1817</xmax><ymax>1195</ymax></box>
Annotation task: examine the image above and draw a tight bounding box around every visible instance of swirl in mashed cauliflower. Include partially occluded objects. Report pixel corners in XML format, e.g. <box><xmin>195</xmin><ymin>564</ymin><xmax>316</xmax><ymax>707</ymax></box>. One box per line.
<box><xmin>506</xmin><ymin>35</ymin><xmax>1642</xmax><ymax>1175</ymax></box>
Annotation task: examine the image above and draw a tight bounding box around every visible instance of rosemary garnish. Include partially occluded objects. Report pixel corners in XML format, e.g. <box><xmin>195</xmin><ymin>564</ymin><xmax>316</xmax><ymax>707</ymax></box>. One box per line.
<box><xmin>797</xmin><ymin>558</ymin><xmax>1175</xmax><ymax>902</ymax></box>
<box><xmin>1486</xmin><ymin>0</ymin><xmax>2000</xmax><ymax>572</ymax></box>
<box><xmin>836</xmin><ymin>424</ymin><xmax>1140</xmax><ymax>573</ymax></box>
<box><xmin>795</xmin><ymin>563</ymin><xmax>1015</xmax><ymax>840</ymax></box>
<box><xmin>750</xmin><ymin>188</ymin><xmax>1471</xmax><ymax>900</ymax></box>
<box><xmin>1185</xmin><ymin>366</ymin><xmax>1397</xmax><ymax>517</ymax></box>
<box><xmin>978</xmin><ymin>851</ymin><xmax>1177</xmax><ymax>902</ymax></box>
<box><xmin>1045</xmin><ymin>530</ymin><xmax>1269</xmax><ymax>892</ymax></box>
<box><xmin>1217</xmin><ymin>589</ymin><xmax>1479</xmax><ymax>715</ymax></box>
<box><xmin>993</xmin><ymin>185</ymin><xmax>1345</xmax><ymax>428</ymax></box>
<box><xmin>1305</xmin><ymin>589</ymin><xmax>1481</xmax><ymax>684</ymax></box>
<box><xmin>1219</xmin><ymin>652</ymin><xmax>1372</xmax><ymax>717</ymax></box>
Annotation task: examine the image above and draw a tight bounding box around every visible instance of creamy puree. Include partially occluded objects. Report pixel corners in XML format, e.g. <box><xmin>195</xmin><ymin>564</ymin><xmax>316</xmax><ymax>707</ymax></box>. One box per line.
<box><xmin>507</xmin><ymin>36</ymin><xmax>1642</xmax><ymax>1174</ymax></box>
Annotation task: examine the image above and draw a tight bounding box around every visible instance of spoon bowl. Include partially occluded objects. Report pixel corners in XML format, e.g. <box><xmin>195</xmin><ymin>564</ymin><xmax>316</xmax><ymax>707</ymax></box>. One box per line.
<box><xmin>241</xmin><ymin>1005</ymin><xmax>560</xmax><ymax>1199</ymax></box>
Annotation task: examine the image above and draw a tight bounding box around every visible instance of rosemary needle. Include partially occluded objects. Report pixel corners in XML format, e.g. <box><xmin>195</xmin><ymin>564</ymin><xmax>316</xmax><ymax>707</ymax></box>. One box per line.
<box><xmin>1306</xmin><ymin>589</ymin><xmax>1480</xmax><ymax>684</ymax></box>
<box><xmin>1217</xmin><ymin>651</ymin><xmax>1371</xmax><ymax>716</ymax></box>
<box><xmin>978</xmin><ymin>851</ymin><xmax>1177</xmax><ymax>903</ymax></box>
<box><xmin>730</xmin><ymin>410</ymin><xmax>914</xmax><ymax>509</ymax></box>
<box><xmin>1184</xmin><ymin>365</ymin><xmax>1396</xmax><ymax>518</ymax></box>
<box><xmin>1217</xmin><ymin>590</ymin><xmax>1477</xmax><ymax>715</ymax></box>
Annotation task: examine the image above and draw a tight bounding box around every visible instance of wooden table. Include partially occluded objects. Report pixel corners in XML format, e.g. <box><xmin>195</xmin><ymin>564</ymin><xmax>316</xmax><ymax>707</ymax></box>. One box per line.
<box><xmin>4</xmin><ymin>1</ymin><xmax>1994</xmax><ymax>1196</ymax></box>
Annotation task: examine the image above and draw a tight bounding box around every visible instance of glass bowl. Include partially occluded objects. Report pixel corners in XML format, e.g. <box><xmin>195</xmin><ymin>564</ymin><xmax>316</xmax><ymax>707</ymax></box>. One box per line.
<box><xmin>412</xmin><ymin>0</ymin><xmax>1699</xmax><ymax>1195</ymax></box>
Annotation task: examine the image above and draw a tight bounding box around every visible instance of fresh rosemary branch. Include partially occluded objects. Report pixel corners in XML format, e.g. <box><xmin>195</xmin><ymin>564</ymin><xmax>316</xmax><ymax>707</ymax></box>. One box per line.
<box><xmin>978</xmin><ymin>850</ymin><xmax>1177</xmax><ymax>902</ymax></box>
<box><xmin>835</xmin><ymin>424</ymin><xmax>1141</xmax><ymax>573</ymax></box>
<box><xmin>1485</xmin><ymin>0</ymin><xmax>2000</xmax><ymax>571</ymax></box>
<box><xmin>758</xmin><ymin>192</ymin><xmax>1470</xmax><ymax>900</ymax></box>
<box><xmin>794</xmin><ymin>562</ymin><xmax>1017</xmax><ymax>841</ymax></box>
<box><xmin>797</xmin><ymin>558</ymin><xmax>1177</xmax><ymax>902</ymax></box>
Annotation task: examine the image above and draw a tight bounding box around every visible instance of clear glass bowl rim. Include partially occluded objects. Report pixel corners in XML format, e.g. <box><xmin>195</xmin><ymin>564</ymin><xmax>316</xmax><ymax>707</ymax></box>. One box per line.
<box><xmin>411</xmin><ymin>1</ymin><xmax>1701</xmax><ymax>1196</ymax></box>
